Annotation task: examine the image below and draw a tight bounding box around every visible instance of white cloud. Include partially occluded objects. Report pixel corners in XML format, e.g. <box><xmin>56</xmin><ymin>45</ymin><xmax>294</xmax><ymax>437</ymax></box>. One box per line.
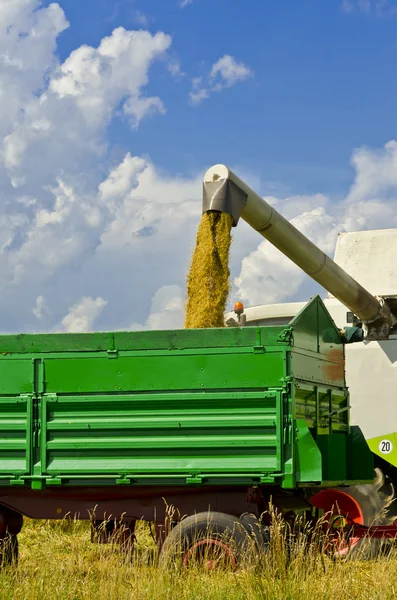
<box><xmin>49</xmin><ymin>27</ymin><xmax>171</xmax><ymax>129</ymax></box>
<box><xmin>59</xmin><ymin>296</ymin><xmax>107</xmax><ymax>333</ymax></box>
<box><xmin>341</xmin><ymin>0</ymin><xmax>397</xmax><ymax>14</ymax></box>
<box><xmin>0</xmin><ymin>0</ymin><xmax>186</xmax><ymax>333</ymax></box>
<box><xmin>99</xmin><ymin>154</ymin><xmax>146</xmax><ymax>206</ymax></box>
<box><xmin>189</xmin><ymin>86</ymin><xmax>209</xmax><ymax>105</ymax></box>
<box><xmin>33</xmin><ymin>295</ymin><xmax>49</xmax><ymax>320</ymax></box>
<box><xmin>124</xmin><ymin>95</ymin><xmax>166</xmax><ymax>129</ymax></box>
<box><xmin>179</xmin><ymin>0</ymin><xmax>194</xmax><ymax>7</ymax></box>
<box><xmin>234</xmin><ymin>206</ymin><xmax>340</xmax><ymax>306</ymax></box>
<box><xmin>189</xmin><ymin>55</ymin><xmax>254</xmax><ymax>105</ymax></box>
<box><xmin>0</xmin><ymin>0</ymin><xmax>68</xmax><ymax>158</ymax></box>
<box><xmin>0</xmin><ymin>0</ymin><xmax>396</xmax><ymax>336</ymax></box>
<box><xmin>345</xmin><ymin>141</ymin><xmax>397</xmax><ymax>203</ymax></box>
<box><xmin>210</xmin><ymin>55</ymin><xmax>254</xmax><ymax>88</ymax></box>
<box><xmin>168</xmin><ymin>60</ymin><xmax>185</xmax><ymax>78</ymax></box>
<box><xmin>233</xmin><ymin>141</ymin><xmax>397</xmax><ymax>308</ymax></box>
<box><xmin>131</xmin><ymin>285</ymin><xmax>185</xmax><ymax>330</ymax></box>
<box><xmin>1</xmin><ymin>24</ymin><xmax>171</xmax><ymax>192</ymax></box>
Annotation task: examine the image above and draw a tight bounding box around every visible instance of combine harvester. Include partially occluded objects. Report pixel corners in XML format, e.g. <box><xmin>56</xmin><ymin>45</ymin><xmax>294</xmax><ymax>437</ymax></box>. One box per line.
<box><xmin>0</xmin><ymin>165</ymin><xmax>394</xmax><ymax>567</ymax></box>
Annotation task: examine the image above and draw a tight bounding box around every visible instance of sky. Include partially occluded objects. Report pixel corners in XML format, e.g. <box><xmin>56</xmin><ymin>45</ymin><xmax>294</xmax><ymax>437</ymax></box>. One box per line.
<box><xmin>1</xmin><ymin>0</ymin><xmax>397</xmax><ymax>333</ymax></box>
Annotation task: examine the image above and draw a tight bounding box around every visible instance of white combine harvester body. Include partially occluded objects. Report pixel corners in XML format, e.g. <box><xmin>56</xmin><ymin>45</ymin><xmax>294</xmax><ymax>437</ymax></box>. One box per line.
<box><xmin>231</xmin><ymin>228</ymin><xmax>397</xmax><ymax>470</ymax></box>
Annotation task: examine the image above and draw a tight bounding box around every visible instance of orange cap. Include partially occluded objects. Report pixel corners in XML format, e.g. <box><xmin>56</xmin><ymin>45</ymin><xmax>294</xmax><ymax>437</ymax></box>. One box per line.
<box><xmin>234</xmin><ymin>301</ymin><xmax>244</xmax><ymax>315</ymax></box>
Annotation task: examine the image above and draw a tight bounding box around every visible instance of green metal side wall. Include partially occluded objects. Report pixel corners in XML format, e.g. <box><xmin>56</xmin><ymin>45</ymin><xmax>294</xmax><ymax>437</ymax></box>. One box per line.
<box><xmin>41</xmin><ymin>391</ymin><xmax>282</xmax><ymax>484</ymax></box>
<box><xmin>0</xmin><ymin>297</ymin><xmax>374</xmax><ymax>491</ymax></box>
<box><xmin>291</xmin><ymin>297</ymin><xmax>372</xmax><ymax>485</ymax></box>
<box><xmin>0</xmin><ymin>336</ymin><xmax>291</xmax><ymax>489</ymax></box>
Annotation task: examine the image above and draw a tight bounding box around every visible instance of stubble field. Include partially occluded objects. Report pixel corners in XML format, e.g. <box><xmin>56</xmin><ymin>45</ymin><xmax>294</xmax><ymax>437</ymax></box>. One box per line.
<box><xmin>0</xmin><ymin>517</ymin><xmax>396</xmax><ymax>600</ymax></box>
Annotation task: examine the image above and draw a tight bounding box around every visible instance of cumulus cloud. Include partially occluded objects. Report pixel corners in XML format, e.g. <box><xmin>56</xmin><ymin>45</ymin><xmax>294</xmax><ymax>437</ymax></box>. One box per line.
<box><xmin>210</xmin><ymin>55</ymin><xmax>254</xmax><ymax>88</ymax></box>
<box><xmin>234</xmin><ymin>205</ymin><xmax>340</xmax><ymax>306</ymax></box>
<box><xmin>98</xmin><ymin>154</ymin><xmax>146</xmax><ymax>206</ymax></box>
<box><xmin>4</xmin><ymin>25</ymin><xmax>171</xmax><ymax>177</ymax></box>
<box><xmin>59</xmin><ymin>296</ymin><xmax>107</xmax><ymax>333</ymax></box>
<box><xmin>0</xmin><ymin>0</ymin><xmax>396</xmax><ymax>336</ymax></box>
<box><xmin>233</xmin><ymin>142</ymin><xmax>397</xmax><ymax>307</ymax></box>
<box><xmin>190</xmin><ymin>55</ymin><xmax>254</xmax><ymax>105</ymax></box>
<box><xmin>345</xmin><ymin>141</ymin><xmax>397</xmax><ymax>204</ymax></box>
<box><xmin>33</xmin><ymin>295</ymin><xmax>50</xmax><ymax>320</ymax></box>
<box><xmin>130</xmin><ymin>285</ymin><xmax>184</xmax><ymax>330</ymax></box>
<box><xmin>0</xmin><ymin>0</ymin><xmax>188</xmax><ymax>333</ymax></box>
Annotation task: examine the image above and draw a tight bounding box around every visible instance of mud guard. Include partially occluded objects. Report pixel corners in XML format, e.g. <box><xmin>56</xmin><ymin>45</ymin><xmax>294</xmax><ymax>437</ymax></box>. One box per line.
<box><xmin>295</xmin><ymin>420</ymin><xmax>322</xmax><ymax>484</ymax></box>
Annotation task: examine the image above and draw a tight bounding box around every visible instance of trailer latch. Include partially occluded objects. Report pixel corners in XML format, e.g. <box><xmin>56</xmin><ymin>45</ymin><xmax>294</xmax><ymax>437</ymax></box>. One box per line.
<box><xmin>46</xmin><ymin>476</ymin><xmax>62</xmax><ymax>485</ymax></box>
<box><xmin>259</xmin><ymin>475</ymin><xmax>274</xmax><ymax>484</ymax></box>
<box><xmin>186</xmin><ymin>475</ymin><xmax>202</xmax><ymax>484</ymax></box>
<box><xmin>9</xmin><ymin>477</ymin><xmax>24</xmax><ymax>486</ymax></box>
<box><xmin>253</xmin><ymin>346</ymin><xmax>265</xmax><ymax>354</ymax></box>
<box><xmin>116</xmin><ymin>475</ymin><xmax>131</xmax><ymax>485</ymax></box>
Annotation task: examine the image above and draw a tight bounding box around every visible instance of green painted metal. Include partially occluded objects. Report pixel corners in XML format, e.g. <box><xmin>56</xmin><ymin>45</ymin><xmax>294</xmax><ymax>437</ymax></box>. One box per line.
<box><xmin>0</xmin><ymin>295</ymin><xmax>373</xmax><ymax>490</ymax></box>
<box><xmin>295</xmin><ymin>420</ymin><xmax>322</xmax><ymax>484</ymax></box>
<box><xmin>367</xmin><ymin>432</ymin><xmax>397</xmax><ymax>469</ymax></box>
<box><xmin>347</xmin><ymin>426</ymin><xmax>374</xmax><ymax>482</ymax></box>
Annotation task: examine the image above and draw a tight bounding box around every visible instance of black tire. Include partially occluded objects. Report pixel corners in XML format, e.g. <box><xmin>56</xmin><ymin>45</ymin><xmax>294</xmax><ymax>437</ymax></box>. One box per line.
<box><xmin>0</xmin><ymin>534</ymin><xmax>18</xmax><ymax>567</ymax></box>
<box><xmin>159</xmin><ymin>511</ymin><xmax>249</xmax><ymax>570</ymax></box>
<box><xmin>239</xmin><ymin>512</ymin><xmax>270</xmax><ymax>553</ymax></box>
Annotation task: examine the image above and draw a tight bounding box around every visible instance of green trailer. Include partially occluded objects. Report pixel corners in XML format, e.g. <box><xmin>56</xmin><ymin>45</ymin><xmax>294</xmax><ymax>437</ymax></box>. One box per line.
<box><xmin>0</xmin><ymin>295</ymin><xmax>373</xmax><ymax>564</ymax></box>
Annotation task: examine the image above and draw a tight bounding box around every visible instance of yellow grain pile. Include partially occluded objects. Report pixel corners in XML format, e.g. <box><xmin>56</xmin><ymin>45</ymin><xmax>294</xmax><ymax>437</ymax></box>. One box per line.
<box><xmin>185</xmin><ymin>211</ymin><xmax>233</xmax><ymax>328</ymax></box>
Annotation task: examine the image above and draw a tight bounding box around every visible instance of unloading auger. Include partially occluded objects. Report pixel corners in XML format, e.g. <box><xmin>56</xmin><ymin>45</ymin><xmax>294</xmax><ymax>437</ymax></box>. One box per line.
<box><xmin>202</xmin><ymin>164</ymin><xmax>397</xmax><ymax>339</ymax></box>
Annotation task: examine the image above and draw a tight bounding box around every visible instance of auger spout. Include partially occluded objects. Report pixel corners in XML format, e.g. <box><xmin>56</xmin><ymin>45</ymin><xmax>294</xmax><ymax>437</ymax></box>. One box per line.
<box><xmin>202</xmin><ymin>164</ymin><xmax>396</xmax><ymax>339</ymax></box>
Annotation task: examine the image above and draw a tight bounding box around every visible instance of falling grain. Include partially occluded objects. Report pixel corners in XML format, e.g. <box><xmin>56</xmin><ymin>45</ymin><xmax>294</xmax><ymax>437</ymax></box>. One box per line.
<box><xmin>185</xmin><ymin>211</ymin><xmax>233</xmax><ymax>328</ymax></box>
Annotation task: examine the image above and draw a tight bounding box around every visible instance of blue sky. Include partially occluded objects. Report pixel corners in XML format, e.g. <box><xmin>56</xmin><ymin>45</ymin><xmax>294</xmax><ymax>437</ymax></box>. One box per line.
<box><xmin>45</xmin><ymin>0</ymin><xmax>397</xmax><ymax>195</ymax></box>
<box><xmin>0</xmin><ymin>0</ymin><xmax>397</xmax><ymax>332</ymax></box>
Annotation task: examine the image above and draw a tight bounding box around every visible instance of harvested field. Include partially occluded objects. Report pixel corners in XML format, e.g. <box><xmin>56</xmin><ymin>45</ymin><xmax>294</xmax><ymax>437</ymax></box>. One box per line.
<box><xmin>1</xmin><ymin>518</ymin><xmax>397</xmax><ymax>600</ymax></box>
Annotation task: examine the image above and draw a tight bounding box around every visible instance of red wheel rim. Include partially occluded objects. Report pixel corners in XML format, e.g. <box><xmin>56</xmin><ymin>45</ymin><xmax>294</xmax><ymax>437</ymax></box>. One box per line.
<box><xmin>183</xmin><ymin>538</ymin><xmax>237</xmax><ymax>571</ymax></box>
<box><xmin>310</xmin><ymin>489</ymin><xmax>364</xmax><ymax>556</ymax></box>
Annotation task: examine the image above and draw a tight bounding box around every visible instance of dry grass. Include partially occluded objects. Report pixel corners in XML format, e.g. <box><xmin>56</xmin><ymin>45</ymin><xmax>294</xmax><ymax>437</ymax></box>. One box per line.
<box><xmin>0</xmin><ymin>516</ymin><xmax>396</xmax><ymax>600</ymax></box>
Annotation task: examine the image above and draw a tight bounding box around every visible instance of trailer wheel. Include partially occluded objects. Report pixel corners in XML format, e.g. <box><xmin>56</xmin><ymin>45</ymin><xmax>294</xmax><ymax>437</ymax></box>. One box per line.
<box><xmin>0</xmin><ymin>534</ymin><xmax>18</xmax><ymax>567</ymax></box>
<box><xmin>310</xmin><ymin>469</ymin><xmax>394</xmax><ymax>558</ymax></box>
<box><xmin>159</xmin><ymin>511</ymin><xmax>248</xmax><ymax>571</ymax></box>
<box><xmin>239</xmin><ymin>512</ymin><xmax>270</xmax><ymax>552</ymax></box>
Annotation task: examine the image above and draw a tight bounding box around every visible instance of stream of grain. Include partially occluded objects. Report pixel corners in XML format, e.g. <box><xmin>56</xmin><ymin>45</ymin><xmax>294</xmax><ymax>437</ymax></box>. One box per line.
<box><xmin>185</xmin><ymin>211</ymin><xmax>233</xmax><ymax>328</ymax></box>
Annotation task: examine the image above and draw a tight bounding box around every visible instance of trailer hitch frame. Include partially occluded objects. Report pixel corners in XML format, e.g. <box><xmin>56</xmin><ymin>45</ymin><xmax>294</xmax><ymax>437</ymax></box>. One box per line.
<box><xmin>328</xmin><ymin>515</ymin><xmax>397</xmax><ymax>540</ymax></box>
